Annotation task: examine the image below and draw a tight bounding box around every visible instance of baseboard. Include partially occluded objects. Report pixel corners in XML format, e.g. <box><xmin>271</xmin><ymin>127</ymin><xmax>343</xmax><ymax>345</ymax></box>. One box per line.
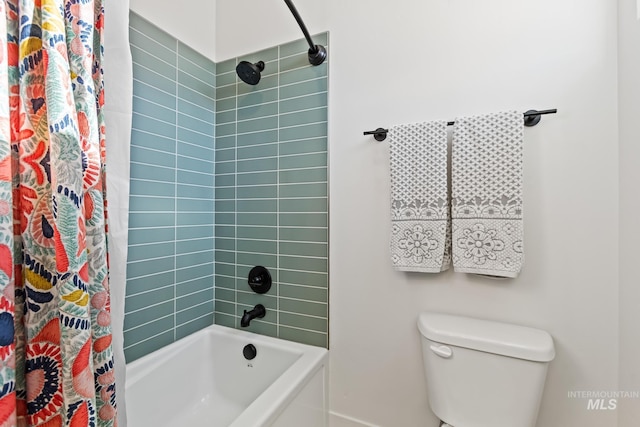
<box><xmin>329</xmin><ymin>411</ymin><xmax>380</xmax><ymax>427</ymax></box>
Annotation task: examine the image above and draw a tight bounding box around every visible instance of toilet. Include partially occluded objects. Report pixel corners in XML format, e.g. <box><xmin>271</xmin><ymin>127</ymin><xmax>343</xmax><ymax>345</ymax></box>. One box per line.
<box><xmin>417</xmin><ymin>312</ymin><xmax>555</xmax><ymax>427</ymax></box>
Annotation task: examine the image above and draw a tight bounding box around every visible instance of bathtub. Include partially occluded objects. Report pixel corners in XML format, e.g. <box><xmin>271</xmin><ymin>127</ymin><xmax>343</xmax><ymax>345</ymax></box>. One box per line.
<box><xmin>125</xmin><ymin>324</ymin><xmax>329</xmax><ymax>427</ymax></box>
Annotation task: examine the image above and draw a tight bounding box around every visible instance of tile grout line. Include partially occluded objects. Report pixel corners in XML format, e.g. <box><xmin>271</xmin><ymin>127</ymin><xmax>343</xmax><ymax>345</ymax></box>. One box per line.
<box><xmin>126</xmin><ymin>279</ymin><xmax>213</xmax><ymax>300</ymax></box>
<box><xmin>124</xmin><ymin>313</ymin><xmax>174</xmax><ymax>335</ymax></box>
<box><xmin>212</xmin><ymin>60</ymin><xmax>217</xmax><ymax>327</ymax></box>
<box><xmin>234</xmin><ymin>56</ymin><xmax>239</xmax><ymax>329</ymax></box>
<box><xmin>123</xmin><ymin>329</ymin><xmax>173</xmax><ymax>352</ymax></box>
<box><xmin>173</xmin><ymin>37</ymin><xmax>179</xmax><ymax>343</ymax></box>
<box><xmin>277</xmin><ymin>45</ymin><xmax>281</xmax><ymax>337</ymax></box>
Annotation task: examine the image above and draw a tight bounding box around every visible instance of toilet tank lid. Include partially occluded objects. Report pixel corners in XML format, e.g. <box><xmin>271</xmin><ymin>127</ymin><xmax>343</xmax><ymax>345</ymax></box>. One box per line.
<box><xmin>417</xmin><ymin>312</ymin><xmax>555</xmax><ymax>362</ymax></box>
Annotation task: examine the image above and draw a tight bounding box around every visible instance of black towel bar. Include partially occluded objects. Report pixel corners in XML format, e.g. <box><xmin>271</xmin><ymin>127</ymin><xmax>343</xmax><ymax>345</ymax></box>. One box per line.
<box><xmin>363</xmin><ymin>109</ymin><xmax>558</xmax><ymax>141</ymax></box>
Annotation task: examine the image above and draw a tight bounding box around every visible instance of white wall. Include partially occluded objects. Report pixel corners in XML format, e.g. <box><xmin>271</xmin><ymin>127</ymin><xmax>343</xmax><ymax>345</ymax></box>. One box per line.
<box><xmin>617</xmin><ymin>1</ymin><xmax>640</xmax><ymax>425</ymax></box>
<box><xmin>129</xmin><ymin>0</ymin><xmax>216</xmax><ymax>60</ymax></box>
<box><xmin>130</xmin><ymin>1</ymin><xmax>623</xmax><ymax>425</ymax></box>
<box><xmin>214</xmin><ymin>1</ymin><xmax>620</xmax><ymax>426</ymax></box>
<box><xmin>216</xmin><ymin>0</ymin><xmax>328</xmax><ymax>62</ymax></box>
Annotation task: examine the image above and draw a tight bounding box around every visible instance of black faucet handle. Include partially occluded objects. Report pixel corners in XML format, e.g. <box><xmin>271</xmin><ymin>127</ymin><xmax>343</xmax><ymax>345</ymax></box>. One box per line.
<box><xmin>248</xmin><ymin>266</ymin><xmax>272</xmax><ymax>294</ymax></box>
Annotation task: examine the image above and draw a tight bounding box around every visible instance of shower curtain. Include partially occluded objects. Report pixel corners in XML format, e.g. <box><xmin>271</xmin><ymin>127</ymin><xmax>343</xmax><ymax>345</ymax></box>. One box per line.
<box><xmin>0</xmin><ymin>0</ymin><xmax>121</xmax><ymax>425</ymax></box>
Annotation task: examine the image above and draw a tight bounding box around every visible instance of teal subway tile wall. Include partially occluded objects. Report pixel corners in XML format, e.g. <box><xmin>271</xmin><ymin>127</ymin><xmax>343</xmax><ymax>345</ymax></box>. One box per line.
<box><xmin>125</xmin><ymin>12</ymin><xmax>328</xmax><ymax>359</ymax></box>
<box><xmin>214</xmin><ymin>35</ymin><xmax>329</xmax><ymax>348</ymax></box>
<box><xmin>125</xmin><ymin>12</ymin><xmax>216</xmax><ymax>362</ymax></box>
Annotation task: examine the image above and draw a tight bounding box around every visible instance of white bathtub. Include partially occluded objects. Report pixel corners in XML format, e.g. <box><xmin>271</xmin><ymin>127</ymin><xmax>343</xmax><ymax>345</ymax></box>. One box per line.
<box><xmin>125</xmin><ymin>324</ymin><xmax>329</xmax><ymax>427</ymax></box>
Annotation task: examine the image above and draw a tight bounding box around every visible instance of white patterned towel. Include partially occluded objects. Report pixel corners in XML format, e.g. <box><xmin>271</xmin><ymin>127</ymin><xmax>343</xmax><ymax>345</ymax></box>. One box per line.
<box><xmin>451</xmin><ymin>111</ymin><xmax>524</xmax><ymax>278</ymax></box>
<box><xmin>389</xmin><ymin>121</ymin><xmax>450</xmax><ymax>273</ymax></box>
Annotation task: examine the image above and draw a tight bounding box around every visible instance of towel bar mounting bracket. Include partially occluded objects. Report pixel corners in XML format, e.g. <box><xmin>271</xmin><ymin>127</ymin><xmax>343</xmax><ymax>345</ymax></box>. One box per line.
<box><xmin>523</xmin><ymin>109</ymin><xmax>542</xmax><ymax>127</ymax></box>
<box><xmin>363</xmin><ymin>127</ymin><xmax>389</xmax><ymax>141</ymax></box>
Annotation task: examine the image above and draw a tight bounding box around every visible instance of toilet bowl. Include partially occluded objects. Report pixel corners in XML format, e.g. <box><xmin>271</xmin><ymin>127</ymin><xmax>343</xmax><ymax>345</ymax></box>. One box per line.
<box><xmin>418</xmin><ymin>312</ymin><xmax>555</xmax><ymax>427</ymax></box>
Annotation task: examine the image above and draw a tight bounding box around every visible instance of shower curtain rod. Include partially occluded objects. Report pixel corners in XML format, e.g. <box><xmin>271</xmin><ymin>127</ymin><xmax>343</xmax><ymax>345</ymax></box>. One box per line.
<box><xmin>283</xmin><ymin>0</ymin><xmax>327</xmax><ymax>65</ymax></box>
<box><xmin>363</xmin><ymin>109</ymin><xmax>558</xmax><ymax>141</ymax></box>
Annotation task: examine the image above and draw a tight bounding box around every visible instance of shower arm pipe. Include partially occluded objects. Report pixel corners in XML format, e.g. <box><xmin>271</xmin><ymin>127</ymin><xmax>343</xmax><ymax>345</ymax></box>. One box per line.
<box><xmin>283</xmin><ymin>0</ymin><xmax>327</xmax><ymax>65</ymax></box>
<box><xmin>363</xmin><ymin>109</ymin><xmax>558</xmax><ymax>141</ymax></box>
<box><xmin>283</xmin><ymin>0</ymin><xmax>316</xmax><ymax>52</ymax></box>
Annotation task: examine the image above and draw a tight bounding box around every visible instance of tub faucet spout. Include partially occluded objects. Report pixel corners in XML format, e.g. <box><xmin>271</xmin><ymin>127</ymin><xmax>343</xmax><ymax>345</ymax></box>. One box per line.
<box><xmin>241</xmin><ymin>304</ymin><xmax>266</xmax><ymax>327</ymax></box>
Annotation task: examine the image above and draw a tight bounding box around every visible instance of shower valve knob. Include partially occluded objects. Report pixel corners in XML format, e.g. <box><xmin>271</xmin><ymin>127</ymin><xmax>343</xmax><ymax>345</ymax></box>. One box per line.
<box><xmin>248</xmin><ymin>266</ymin><xmax>272</xmax><ymax>294</ymax></box>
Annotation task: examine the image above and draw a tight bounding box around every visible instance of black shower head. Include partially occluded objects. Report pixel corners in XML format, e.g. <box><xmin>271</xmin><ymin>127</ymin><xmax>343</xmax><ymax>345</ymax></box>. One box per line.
<box><xmin>236</xmin><ymin>60</ymin><xmax>265</xmax><ymax>85</ymax></box>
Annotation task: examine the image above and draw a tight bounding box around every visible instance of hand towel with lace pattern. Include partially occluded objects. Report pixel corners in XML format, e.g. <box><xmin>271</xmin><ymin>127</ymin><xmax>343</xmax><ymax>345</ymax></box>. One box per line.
<box><xmin>389</xmin><ymin>121</ymin><xmax>450</xmax><ymax>273</ymax></box>
<box><xmin>451</xmin><ymin>110</ymin><xmax>524</xmax><ymax>278</ymax></box>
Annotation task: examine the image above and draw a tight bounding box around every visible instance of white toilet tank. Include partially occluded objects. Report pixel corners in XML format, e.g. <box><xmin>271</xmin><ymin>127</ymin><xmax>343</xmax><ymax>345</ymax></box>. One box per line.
<box><xmin>418</xmin><ymin>312</ymin><xmax>555</xmax><ymax>427</ymax></box>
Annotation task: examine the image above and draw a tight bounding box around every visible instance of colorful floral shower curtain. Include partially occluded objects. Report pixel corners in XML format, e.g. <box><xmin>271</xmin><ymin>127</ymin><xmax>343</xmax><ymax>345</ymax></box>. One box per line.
<box><xmin>0</xmin><ymin>1</ymin><xmax>117</xmax><ymax>426</ymax></box>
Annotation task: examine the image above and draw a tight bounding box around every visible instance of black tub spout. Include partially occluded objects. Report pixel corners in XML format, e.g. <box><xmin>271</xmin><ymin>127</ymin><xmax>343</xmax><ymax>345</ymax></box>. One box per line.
<box><xmin>241</xmin><ymin>304</ymin><xmax>266</xmax><ymax>327</ymax></box>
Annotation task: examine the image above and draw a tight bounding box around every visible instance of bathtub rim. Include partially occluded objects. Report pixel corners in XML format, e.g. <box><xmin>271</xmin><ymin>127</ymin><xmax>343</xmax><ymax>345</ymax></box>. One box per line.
<box><xmin>125</xmin><ymin>323</ymin><xmax>329</xmax><ymax>427</ymax></box>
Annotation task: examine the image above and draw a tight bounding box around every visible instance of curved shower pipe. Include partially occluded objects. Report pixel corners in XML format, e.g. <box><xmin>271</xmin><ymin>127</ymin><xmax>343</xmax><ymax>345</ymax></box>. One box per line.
<box><xmin>283</xmin><ymin>0</ymin><xmax>327</xmax><ymax>66</ymax></box>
